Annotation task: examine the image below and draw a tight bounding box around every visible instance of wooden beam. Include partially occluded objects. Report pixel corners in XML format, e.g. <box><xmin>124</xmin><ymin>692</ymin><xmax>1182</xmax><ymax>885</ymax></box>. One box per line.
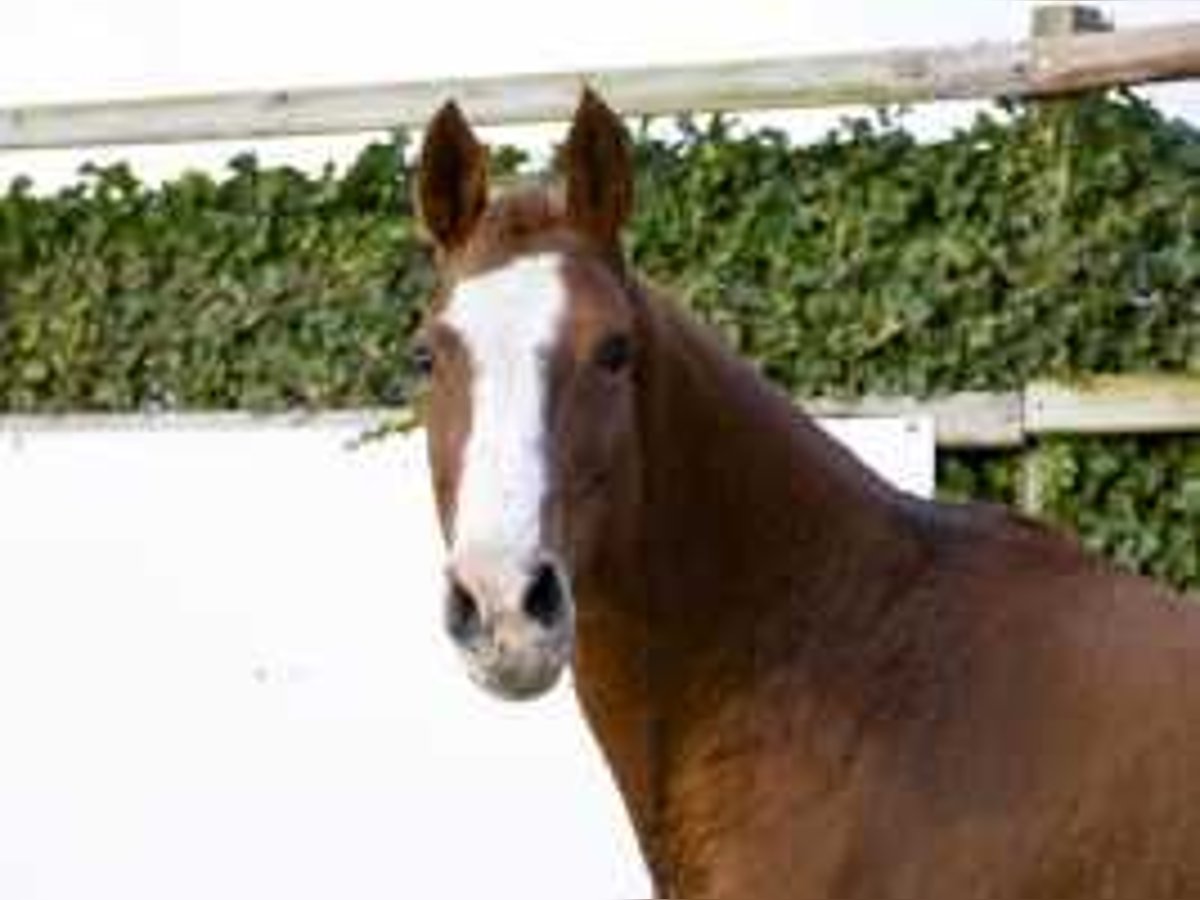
<box><xmin>812</xmin><ymin>375</ymin><xmax>1200</xmax><ymax>446</ymax></box>
<box><xmin>3</xmin><ymin>375</ymin><xmax>1197</xmax><ymax>448</ymax></box>
<box><xmin>805</xmin><ymin>391</ymin><xmax>1025</xmax><ymax>449</ymax></box>
<box><xmin>1031</xmin><ymin>19</ymin><xmax>1200</xmax><ymax>96</ymax></box>
<box><xmin>0</xmin><ymin>409</ymin><xmax>381</xmax><ymax>435</ymax></box>
<box><xmin>1</xmin><ymin>20</ymin><xmax>1197</xmax><ymax>150</ymax></box>
<box><xmin>0</xmin><ymin>44</ymin><xmax>1024</xmax><ymax>150</ymax></box>
<box><xmin>1025</xmin><ymin>375</ymin><xmax>1200</xmax><ymax>437</ymax></box>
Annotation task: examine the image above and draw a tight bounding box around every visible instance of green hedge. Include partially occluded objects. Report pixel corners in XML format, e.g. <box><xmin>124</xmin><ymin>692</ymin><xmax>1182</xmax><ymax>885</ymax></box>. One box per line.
<box><xmin>0</xmin><ymin>92</ymin><xmax>1197</xmax><ymax>590</ymax></box>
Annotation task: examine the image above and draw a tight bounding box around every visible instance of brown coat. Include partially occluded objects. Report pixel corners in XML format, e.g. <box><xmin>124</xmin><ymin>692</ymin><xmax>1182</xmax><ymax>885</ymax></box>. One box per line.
<box><xmin>573</xmin><ymin>285</ymin><xmax>1200</xmax><ymax>899</ymax></box>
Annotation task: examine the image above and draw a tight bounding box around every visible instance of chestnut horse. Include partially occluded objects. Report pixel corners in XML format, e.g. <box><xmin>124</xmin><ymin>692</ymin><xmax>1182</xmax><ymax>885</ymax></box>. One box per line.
<box><xmin>410</xmin><ymin>90</ymin><xmax>1200</xmax><ymax>898</ymax></box>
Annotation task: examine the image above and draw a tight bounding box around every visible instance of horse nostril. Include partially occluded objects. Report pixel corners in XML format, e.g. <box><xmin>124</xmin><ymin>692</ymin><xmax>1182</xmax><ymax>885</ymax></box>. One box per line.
<box><xmin>446</xmin><ymin>577</ymin><xmax>483</xmax><ymax>646</ymax></box>
<box><xmin>522</xmin><ymin>564</ymin><xmax>566</xmax><ymax>630</ymax></box>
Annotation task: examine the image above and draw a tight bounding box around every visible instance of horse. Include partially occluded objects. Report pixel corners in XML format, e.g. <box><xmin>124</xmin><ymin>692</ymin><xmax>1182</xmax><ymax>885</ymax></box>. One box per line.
<box><xmin>408</xmin><ymin>88</ymin><xmax>1200</xmax><ymax>899</ymax></box>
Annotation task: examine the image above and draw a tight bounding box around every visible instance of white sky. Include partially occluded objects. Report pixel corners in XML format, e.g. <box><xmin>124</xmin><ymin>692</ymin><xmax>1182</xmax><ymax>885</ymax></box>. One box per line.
<box><xmin>0</xmin><ymin>0</ymin><xmax>1197</xmax><ymax>187</ymax></box>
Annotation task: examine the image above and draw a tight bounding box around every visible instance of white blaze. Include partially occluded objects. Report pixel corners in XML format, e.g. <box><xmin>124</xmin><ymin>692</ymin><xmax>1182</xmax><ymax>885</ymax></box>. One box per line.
<box><xmin>445</xmin><ymin>253</ymin><xmax>567</xmax><ymax>572</ymax></box>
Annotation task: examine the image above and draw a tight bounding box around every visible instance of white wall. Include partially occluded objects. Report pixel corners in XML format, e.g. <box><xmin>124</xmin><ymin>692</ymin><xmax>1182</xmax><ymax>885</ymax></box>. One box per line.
<box><xmin>0</xmin><ymin>415</ymin><xmax>931</xmax><ymax>899</ymax></box>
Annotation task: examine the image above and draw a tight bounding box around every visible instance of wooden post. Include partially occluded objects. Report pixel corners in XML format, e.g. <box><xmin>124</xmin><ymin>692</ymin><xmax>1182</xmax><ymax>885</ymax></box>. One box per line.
<box><xmin>1018</xmin><ymin>444</ymin><xmax>1048</xmax><ymax>518</ymax></box>
<box><xmin>1032</xmin><ymin>4</ymin><xmax>1110</xmax><ymax>39</ymax></box>
<box><xmin>1018</xmin><ymin>5</ymin><xmax>1111</xmax><ymax>517</ymax></box>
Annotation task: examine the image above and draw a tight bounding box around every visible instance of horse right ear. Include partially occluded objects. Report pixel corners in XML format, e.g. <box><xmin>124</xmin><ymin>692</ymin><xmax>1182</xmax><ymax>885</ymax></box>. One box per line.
<box><xmin>417</xmin><ymin>101</ymin><xmax>489</xmax><ymax>252</ymax></box>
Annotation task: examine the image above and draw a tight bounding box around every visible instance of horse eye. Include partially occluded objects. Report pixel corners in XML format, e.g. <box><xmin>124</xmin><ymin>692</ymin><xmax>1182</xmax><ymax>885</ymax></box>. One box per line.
<box><xmin>594</xmin><ymin>333</ymin><xmax>632</xmax><ymax>374</ymax></box>
<box><xmin>411</xmin><ymin>342</ymin><xmax>435</xmax><ymax>377</ymax></box>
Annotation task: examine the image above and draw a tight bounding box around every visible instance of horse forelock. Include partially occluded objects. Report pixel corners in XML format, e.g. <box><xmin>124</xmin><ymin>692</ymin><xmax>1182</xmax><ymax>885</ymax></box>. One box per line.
<box><xmin>450</xmin><ymin>186</ymin><xmax>578</xmax><ymax>273</ymax></box>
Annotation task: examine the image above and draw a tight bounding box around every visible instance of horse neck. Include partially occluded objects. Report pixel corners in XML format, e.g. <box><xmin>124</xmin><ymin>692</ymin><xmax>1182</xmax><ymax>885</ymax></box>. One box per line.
<box><xmin>571</xmin><ymin>285</ymin><xmax>916</xmax><ymax>881</ymax></box>
<box><xmin>627</xmin><ymin>285</ymin><xmax>907</xmax><ymax>666</ymax></box>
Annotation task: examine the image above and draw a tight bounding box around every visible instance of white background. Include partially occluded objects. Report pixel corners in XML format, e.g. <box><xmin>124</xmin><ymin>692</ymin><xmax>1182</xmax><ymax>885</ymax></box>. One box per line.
<box><xmin>0</xmin><ymin>417</ymin><xmax>930</xmax><ymax>900</ymax></box>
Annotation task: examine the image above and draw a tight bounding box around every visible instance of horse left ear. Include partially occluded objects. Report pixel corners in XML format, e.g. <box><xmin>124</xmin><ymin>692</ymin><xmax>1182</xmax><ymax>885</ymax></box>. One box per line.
<box><xmin>417</xmin><ymin>100</ymin><xmax>489</xmax><ymax>253</ymax></box>
<box><xmin>563</xmin><ymin>88</ymin><xmax>633</xmax><ymax>252</ymax></box>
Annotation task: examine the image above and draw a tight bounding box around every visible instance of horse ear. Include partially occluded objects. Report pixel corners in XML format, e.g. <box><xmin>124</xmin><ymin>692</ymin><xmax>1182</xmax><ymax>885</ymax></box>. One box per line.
<box><xmin>563</xmin><ymin>88</ymin><xmax>633</xmax><ymax>251</ymax></box>
<box><xmin>417</xmin><ymin>100</ymin><xmax>489</xmax><ymax>252</ymax></box>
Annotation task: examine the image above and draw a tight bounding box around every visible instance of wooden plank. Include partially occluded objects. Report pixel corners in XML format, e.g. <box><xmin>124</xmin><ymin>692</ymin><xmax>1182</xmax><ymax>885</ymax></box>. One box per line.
<box><xmin>1025</xmin><ymin>375</ymin><xmax>1200</xmax><ymax>437</ymax></box>
<box><xmin>811</xmin><ymin>376</ymin><xmax>1200</xmax><ymax>446</ymax></box>
<box><xmin>804</xmin><ymin>391</ymin><xmax>1025</xmax><ymax>449</ymax></box>
<box><xmin>2</xmin><ymin>376</ymin><xmax>1198</xmax><ymax>447</ymax></box>
<box><xmin>1</xmin><ymin>19</ymin><xmax>1197</xmax><ymax>151</ymax></box>
<box><xmin>1031</xmin><ymin>21</ymin><xmax>1200</xmax><ymax>96</ymax></box>
<box><xmin>0</xmin><ymin>43</ymin><xmax>1025</xmax><ymax>150</ymax></box>
<box><xmin>0</xmin><ymin>399</ymin><xmax>1015</xmax><ymax>449</ymax></box>
<box><xmin>0</xmin><ymin>409</ymin><xmax>385</xmax><ymax>434</ymax></box>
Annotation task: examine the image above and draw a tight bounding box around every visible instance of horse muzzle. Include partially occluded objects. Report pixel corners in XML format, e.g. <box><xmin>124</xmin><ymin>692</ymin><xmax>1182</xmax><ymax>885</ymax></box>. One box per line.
<box><xmin>443</xmin><ymin>550</ymin><xmax>575</xmax><ymax>701</ymax></box>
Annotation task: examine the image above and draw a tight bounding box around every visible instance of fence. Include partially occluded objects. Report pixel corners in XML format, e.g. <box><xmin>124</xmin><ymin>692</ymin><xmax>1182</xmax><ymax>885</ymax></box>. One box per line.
<box><xmin>1</xmin><ymin>7</ymin><xmax>1198</xmax><ymax>148</ymax></box>
<box><xmin>1</xmin><ymin>2</ymin><xmax>1198</xmax><ymax>508</ymax></box>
